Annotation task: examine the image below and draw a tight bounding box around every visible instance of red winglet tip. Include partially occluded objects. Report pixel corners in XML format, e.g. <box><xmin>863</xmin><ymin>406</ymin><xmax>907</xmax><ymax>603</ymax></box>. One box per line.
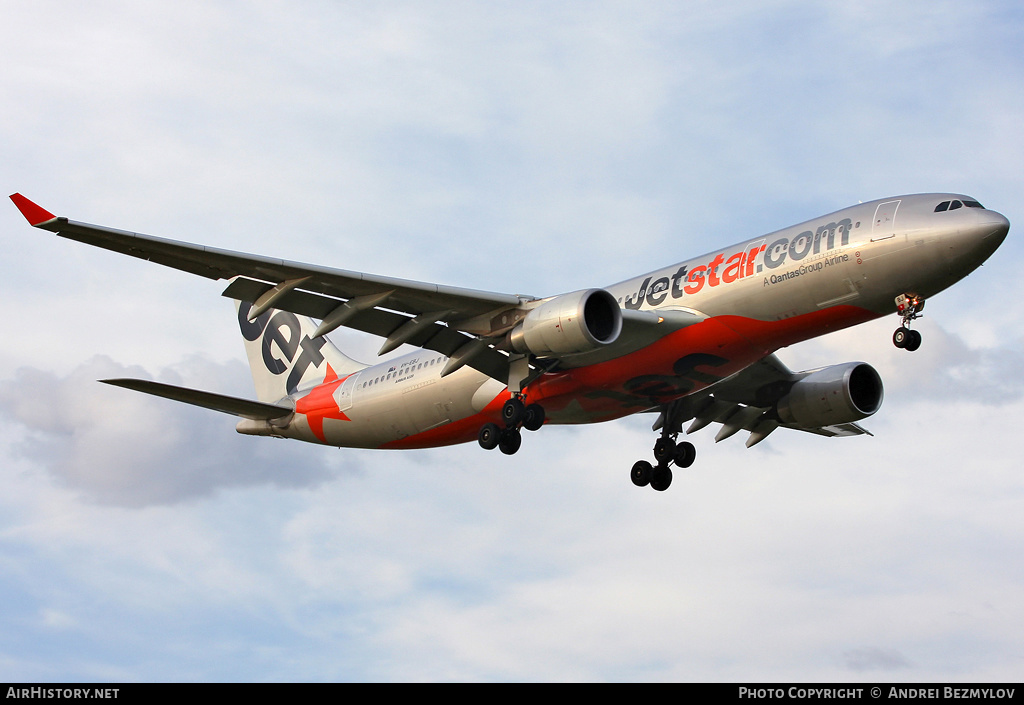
<box><xmin>10</xmin><ymin>193</ymin><xmax>57</xmax><ymax>226</ymax></box>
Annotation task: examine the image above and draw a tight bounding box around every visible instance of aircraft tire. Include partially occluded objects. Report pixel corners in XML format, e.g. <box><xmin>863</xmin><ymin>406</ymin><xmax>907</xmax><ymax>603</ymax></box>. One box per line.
<box><xmin>653</xmin><ymin>437</ymin><xmax>676</xmax><ymax>463</ymax></box>
<box><xmin>650</xmin><ymin>465</ymin><xmax>673</xmax><ymax>492</ymax></box>
<box><xmin>674</xmin><ymin>441</ymin><xmax>696</xmax><ymax>468</ymax></box>
<box><xmin>478</xmin><ymin>423</ymin><xmax>501</xmax><ymax>450</ymax></box>
<box><xmin>498</xmin><ymin>428</ymin><xmax>522</xmax><ymax>455</ymax></box>
<box><xmin>893</xmin><ymin>327</ymin><xmax>910</xmax><ymax>348</ymax></box>
<box><xmin>523</xmin><ymin>404</ymin><xmax>545</xmax><ymax>431</ymax></box>
<box><xmin>905</xmin><ymin>329</ymin><xmax>922</xmax><ymax>351</ymax></box>
<box><xmin>631</xmin><ymin>460</ymin><xmax>652</xmax><ymax>487</ymax></box>
<box><xmin>502</xmin><ymin>398</ymin><xmax>526</xmax><ymax>427</ymax></box>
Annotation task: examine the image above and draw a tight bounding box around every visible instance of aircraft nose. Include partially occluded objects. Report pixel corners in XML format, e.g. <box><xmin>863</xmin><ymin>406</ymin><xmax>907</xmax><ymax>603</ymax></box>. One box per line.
<box><xmin>981</xmin><ymin>209</ymin><xmax>1010</xmax><ymax>239</ymax></box>
<box><xmin>969</xmin><ymin>208</ymin><xmax>1010</xmax><ymax>251</ymax></box>
<box><xmin>947</xmin><ymin>208</ymin><xmax>1009</xmax><ymax>271</ymax></box>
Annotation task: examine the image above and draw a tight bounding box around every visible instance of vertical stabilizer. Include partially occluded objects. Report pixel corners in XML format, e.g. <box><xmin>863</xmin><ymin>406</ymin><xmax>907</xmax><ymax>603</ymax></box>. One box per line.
<box><xmin>233</xmin><ymin>300</ymin><xmax>367</xmax><ymax>403</ymax></box>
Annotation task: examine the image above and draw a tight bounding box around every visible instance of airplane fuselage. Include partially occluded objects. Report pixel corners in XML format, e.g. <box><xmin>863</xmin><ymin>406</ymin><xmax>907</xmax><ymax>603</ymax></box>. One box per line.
<box><xmin>246</xmin><ymin>193</ymin><xmax>1008</xmax><ymax>450</ymax></box>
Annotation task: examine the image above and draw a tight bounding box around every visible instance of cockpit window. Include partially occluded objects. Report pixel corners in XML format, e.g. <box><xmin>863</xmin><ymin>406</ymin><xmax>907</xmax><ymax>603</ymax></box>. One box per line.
<box><xmin>936</xmin><ymin>199</ymin><xmax>985</xmax><ymax>213</ymax></box>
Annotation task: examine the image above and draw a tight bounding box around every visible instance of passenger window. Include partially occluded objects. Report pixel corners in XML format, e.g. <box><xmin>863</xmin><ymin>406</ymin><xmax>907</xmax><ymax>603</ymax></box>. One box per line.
<box><xmin>935</xmin><ymin>201</ymin><xmax>950</xmax><ymax>212</ymax></box>
<box><xmin>950</xmin><ymin>200</ymin><xmax>963</xmax><ymax>210</ymax></box>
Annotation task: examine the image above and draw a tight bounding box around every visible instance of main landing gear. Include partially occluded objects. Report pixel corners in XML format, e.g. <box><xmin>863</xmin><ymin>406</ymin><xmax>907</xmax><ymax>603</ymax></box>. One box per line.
<box><xmin>630</xmin><ymin>432</ymin><xmax>696</xmax><ymax>492</ymax></box>
<box><xmin>893</xmin><ymin>294</ymin><xmax>924</xmax><ymax>352</ymax></box>
<box><xmin>478</xmin><ymin>395</ymin><xmax>545</xmax><ymax>456</ymax></box>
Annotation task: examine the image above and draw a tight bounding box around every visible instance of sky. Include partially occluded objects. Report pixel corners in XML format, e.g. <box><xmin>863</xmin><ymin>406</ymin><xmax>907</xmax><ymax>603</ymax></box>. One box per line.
<box><xmin>1</xmin><ymin>0</ymin><xmax>1023</xmax><ymax>682</ymax></box>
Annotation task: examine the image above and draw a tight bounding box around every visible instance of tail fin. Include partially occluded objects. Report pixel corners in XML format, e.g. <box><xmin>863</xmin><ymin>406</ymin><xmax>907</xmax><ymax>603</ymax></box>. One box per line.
<box><xmin>234</xmin><ymin>300</ymin><xmax>367</xmax><ymax>403</ymax></box>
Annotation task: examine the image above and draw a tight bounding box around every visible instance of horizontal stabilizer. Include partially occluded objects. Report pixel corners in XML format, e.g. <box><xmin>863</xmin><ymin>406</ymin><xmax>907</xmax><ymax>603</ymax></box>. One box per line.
<box><xmin>101</xmin><ymin>378</ymin><xmax>294</xmax><ymax>420</ymax></box>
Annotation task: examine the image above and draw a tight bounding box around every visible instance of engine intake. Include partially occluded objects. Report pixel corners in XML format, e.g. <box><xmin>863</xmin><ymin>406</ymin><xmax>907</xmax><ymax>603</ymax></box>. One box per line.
<box><xmin>510</xmin><ymin>288</ymin><xmax>622</xmax><ymax>357</ymax></box>
<box><xmin>776</xmin><ymin>362</ymin><xmax>883</xmax><ymax>428</ymax></box>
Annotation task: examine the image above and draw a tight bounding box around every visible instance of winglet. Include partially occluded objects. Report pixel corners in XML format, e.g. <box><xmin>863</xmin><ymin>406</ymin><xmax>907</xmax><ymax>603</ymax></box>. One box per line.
<box><xmin>9</xmin><ymin>193</ymin><xmax>57</xmax><ymax>226</ymax></box>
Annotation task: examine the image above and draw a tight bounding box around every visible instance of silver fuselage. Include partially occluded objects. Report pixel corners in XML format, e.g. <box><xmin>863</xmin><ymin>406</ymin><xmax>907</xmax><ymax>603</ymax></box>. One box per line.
<box><xmin>272</xmin><ymin>193</ymin><xmax>1008</xmax><ymax>449</ymax></box>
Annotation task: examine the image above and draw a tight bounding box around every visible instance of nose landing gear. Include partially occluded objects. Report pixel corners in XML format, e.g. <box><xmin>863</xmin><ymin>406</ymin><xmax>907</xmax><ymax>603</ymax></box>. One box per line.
<box><xmin>478</xmin><ymin>395</ymin><xmax>545</xmax><ymax>456</ymax></box>
<box><xmin>893</xmin><ymin>294</ymin><xmax>924</xmax><ymax>352</ymax></box>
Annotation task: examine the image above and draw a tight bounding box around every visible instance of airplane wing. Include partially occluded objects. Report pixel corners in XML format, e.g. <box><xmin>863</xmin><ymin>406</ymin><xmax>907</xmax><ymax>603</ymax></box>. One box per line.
<box><xmin>10</xmin><ymin>194</ymin><xmax>533</xmax><ymax>381</ymax></box>
<box><xmin>653</xmin><ymin>354</ymin><xmax>873</xmax><ymax>447</ymax></box>
<box><xmin>10</xmin><ymin>194</ymin><xmax>706</xmax><ymax>385</ymax></box>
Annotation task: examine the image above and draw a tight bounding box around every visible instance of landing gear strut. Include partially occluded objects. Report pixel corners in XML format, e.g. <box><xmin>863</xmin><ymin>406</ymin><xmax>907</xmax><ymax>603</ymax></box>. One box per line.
<box><xmin>893</xmin><ymin>294</ymin><xmax>924</xmax><ymax>352</ymax></box>
<box><xmin>478</xmin><ymin>395</ymin><xmax>545</xmax><ymax>456</ymax></box>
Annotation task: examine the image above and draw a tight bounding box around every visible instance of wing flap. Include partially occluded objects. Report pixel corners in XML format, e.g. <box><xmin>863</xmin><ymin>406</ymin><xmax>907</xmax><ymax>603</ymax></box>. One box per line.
<box><xmin>101</xmin><ymin>378</ymin><xmax>294</xmax><ymax>420</ymax></box>
<box><xmin>667</xmin><ymin>393</ymin><xmax>872</xmax><ymax>447</ymax></box>
<box><xmin>222</xmin><ymin>276</ymin><xmax>513</xmax><ymax>382</ymax></box>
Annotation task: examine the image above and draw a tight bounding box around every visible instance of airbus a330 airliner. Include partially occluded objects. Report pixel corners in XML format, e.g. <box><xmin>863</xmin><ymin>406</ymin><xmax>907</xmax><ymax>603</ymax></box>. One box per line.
<box><xmin>11</xmin><ymin>192</ymin><xmax>1009</xmax><ymax>491</ymax></box>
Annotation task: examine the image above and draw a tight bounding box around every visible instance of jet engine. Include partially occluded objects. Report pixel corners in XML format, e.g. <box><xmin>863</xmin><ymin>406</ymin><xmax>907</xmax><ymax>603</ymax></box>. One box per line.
<box><xmin>509</xmin><ymin>288</ymin><xmax>622</xmax><ymax>357</ymax></box>
<box><xmin>776</xmin><ymin>362</ymin><xmax>883</xmax><ymax>428</ymax></box>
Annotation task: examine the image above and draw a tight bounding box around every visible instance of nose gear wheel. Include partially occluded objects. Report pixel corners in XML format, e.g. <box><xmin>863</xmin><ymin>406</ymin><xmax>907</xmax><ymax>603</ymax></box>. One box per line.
<box><xmin>893</xmin><ymin>326</ymin><xmax>922</xmax><ymax>351</ymax></box>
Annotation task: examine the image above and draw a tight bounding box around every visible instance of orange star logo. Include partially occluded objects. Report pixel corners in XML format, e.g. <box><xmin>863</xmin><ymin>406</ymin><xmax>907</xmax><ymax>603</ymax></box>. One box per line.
<box><xmin>294</xmin><ymin>364</ymin><xmax>351</xmax><ymax>442</ymax></box>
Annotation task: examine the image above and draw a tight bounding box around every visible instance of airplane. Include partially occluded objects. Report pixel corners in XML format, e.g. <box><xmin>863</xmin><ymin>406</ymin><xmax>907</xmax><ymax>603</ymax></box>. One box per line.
<box><xmin>9</xmin><ymin>192</ymin><xmax>1009</xmax><ymax>491</ymax></box>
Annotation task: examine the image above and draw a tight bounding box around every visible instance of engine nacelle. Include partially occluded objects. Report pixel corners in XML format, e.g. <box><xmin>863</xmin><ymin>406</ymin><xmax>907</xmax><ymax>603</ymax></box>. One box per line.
<box><xmin>776</xmin><ymin>362</ymin><xmax>884</xmax><ymax>428</ymax></box>
<box><xmin>509</xmin><ymin>288</ymin><xmax>623</xmax><ymax>357</ymax></box>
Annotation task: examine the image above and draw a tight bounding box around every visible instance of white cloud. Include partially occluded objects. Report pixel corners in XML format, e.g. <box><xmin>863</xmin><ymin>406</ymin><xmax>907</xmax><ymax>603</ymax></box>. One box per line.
<box><xmin>0</xmin><ymin>356</ymin><xmax>336</xmax><ymax>506</ymax></box>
